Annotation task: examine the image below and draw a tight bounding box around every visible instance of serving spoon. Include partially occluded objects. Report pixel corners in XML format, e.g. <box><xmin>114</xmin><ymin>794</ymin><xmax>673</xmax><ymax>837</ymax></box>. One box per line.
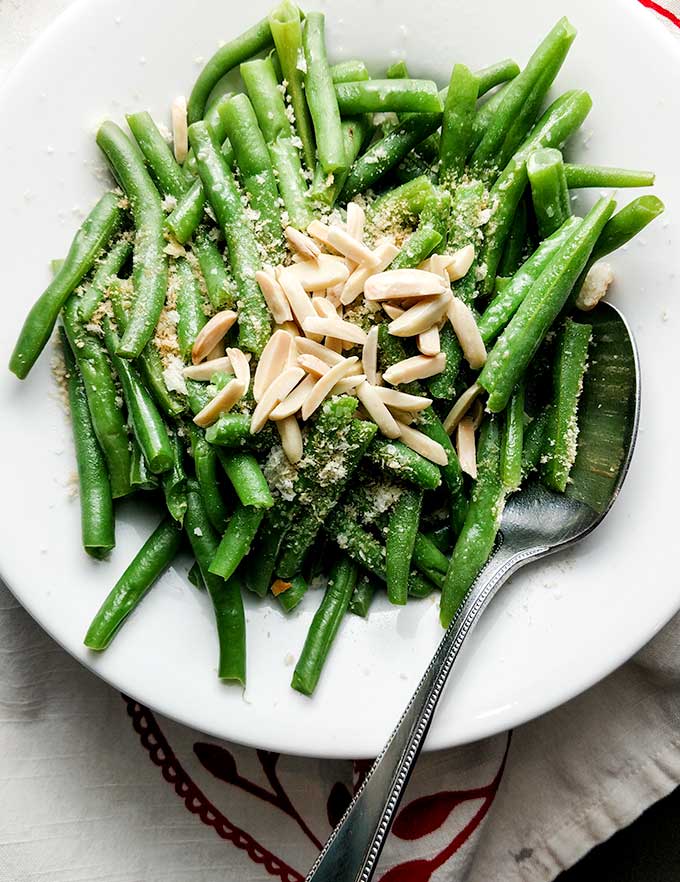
<box><xmin>306</xmin><ymin>301</ymin><xmax>640</xmax><ymax>882</ymax></box>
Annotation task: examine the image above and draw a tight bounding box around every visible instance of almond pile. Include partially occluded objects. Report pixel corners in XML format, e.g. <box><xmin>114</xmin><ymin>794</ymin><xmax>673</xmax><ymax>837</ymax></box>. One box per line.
<box><xmin>181</xmin><ymin>202</ymin><xmax>490</xmax><ymax>470</ymax></box>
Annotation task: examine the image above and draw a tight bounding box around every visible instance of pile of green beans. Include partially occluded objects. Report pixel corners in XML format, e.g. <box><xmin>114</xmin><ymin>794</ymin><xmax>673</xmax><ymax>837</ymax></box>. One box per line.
<box><xmin>9</xmin><ymin>4</ymin><xmax>664</xmax><ymax>697</ymax></box>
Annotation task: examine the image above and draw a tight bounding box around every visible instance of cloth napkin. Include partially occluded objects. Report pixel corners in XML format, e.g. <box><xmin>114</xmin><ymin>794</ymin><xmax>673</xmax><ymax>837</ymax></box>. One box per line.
<box><xmin>2</xmin><ymin>2</ymin><xmax>680</xmax><ymax>881</ymax></box>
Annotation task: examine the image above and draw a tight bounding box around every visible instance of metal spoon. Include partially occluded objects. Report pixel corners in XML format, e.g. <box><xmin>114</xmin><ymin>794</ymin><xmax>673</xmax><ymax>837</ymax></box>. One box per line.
<box><xmin>306</xmin><ymin>302</ymin><xmax>640</xmax><ymax>882</ymax></box>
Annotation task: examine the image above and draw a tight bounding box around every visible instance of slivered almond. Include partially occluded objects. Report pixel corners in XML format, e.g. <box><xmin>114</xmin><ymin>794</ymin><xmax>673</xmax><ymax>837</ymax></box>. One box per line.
<box><xmin>251</xmin><ymin>367</ymin><xmax>305</xmax><ymax>433</ymax></box>
<box><xmin>301</xmin><ymin>357</ymin><xmax>359</xmax><ymax>420</ymax></box>
<box><xmin>226</xmin><ymin>347</ymin><xmax>250</xmax><ymax>390</ymax></box>
<box><xmin>382</xmin><ymin>303</ymin><xmax>404</xmax><ymax>320</ymax></box>
<box><xmin>285</xmin><ymin>226</ymin><xmax>321</xmax><ymax>261</ymax></box>
<box><xmin>388</xmin><ymin>292</ymin><xmax>451</xmax><ymax>337</ymax></box>
<box><xmin>362</xmin><ymin>325</ymin><xmax>379</xmax><ymax>385</ymax></box>
<box><xmin>183</xmin><ymin>356</ymin><xmax>233</xmax><ymax>380</ymax></box>
<box><xmin>312</xmin><ymin>296</ymin><xmax>337</xmax><ymax>318</ymax></box>
<box><xmin>286</xmin><ymin>337</ymin><xmax>298</xmax><ymax>367</ymax></box>
<box><xmin>417</xmin><ymin>325</ymin><xmax>441</xmax><ymax>356</ymax></box>
<box><xmin>256</xmin><ymin>271</ymin><xmax>293</xmax><ymax>324</ymax></box>
<box><xmin>445</xmin><ymin>244</ymin><xmax>475</xmax><ymax>281</ymax></box>
<box><xmin>364</xmin><ymin>269</ymin><xmax>446</xmax><ymax>302</ymax></box>
<box><xmin>306</xmin><ymin>220</ymin><xmax>334</xmax><ymax>248</ymax></box>
<box><xmin>206</xmin><ymin>339</ymin><xmax>226</xmax><ymax>361</ymax></box>
<box><xmin>373</xmin><ymin>387</ymin><xmax>432</xmax><ymax>412</ymax></box>
<box><xmin>283</xmin><ymin>254</ymin><xmax>350</xmax><ymax>291</ymax></box>
<box><xmin>326</xmin><ymin>283</ymin><xmax>343</xmax><ymax>308</ymax></box>
<box><xmin>253</xmin><ymin>330</ymin><xmax>292</xmax><ymax>402</ymax></box>
<box><xmin>443</xmin><ymin>381</ymin><xmax>483</xmax><ymax>434</ymax></box>
<box><xmin>269</xmin><ymin>374</ymin><xmax>316</xmax><ymax>419</ymax></box>
<box><xmin>325</xmin><ymin>335</ymin><xmax>343</xmax><ymax>354</ymax></box>
<box><xmin>276</xmin><ymin>416</ymin><xmax>304</xmax><ymax>464</ymax></box>
<box><xmin>346</xmin><ymin>202</ymin><xmax>365</xmax><ymax>243</ymax></box>
<box><xmin>191</xmin><ymin>310</ymin><xmax>238</xmax><ymax>364</ymax></box>
<box><xmin>456</xmin><ymin>417</ymin><xmax>477</xmax><ymax>478</ymax></box>
<box><xmin>341</xmin><ymin>241</ymin><xmax>399</xmax><ymax>305</ymax></box>
<box><xmin>326</xmin><ymin>224</ymin><xmax>378</xmax><ymax>267</ymax></box>
<box><xmin>302</xmin><ymin>315</ymin><xmax>368</xmax><ymax>345</ymax></box>
<box><xmin>193</xmin><ymin>378</ymin><xmax>246</xmax><ymax>428</ymax></box>
<box><xmin>332</xmin><ymin>374</ymin><xmax>365</xmax><ymax>394</ymax></box>
<box><xmin>171</xmin><ymin>96</ymin><xmax>188</xmax><ymax>164</ymax></box>
<box><xmin>470</xmin><ymin>398</ymin><xmax>484</xmax><ymax>430</ymax></box>
<box><xmin>298</xmin><ymin>353</ymin><xmax>330</xmax><ymax>377</ymax></box>
<box><xmin>277</xmin><ymin>270</ymin><xmax>322</xmax><ymax>340</ymax></box>
<box><xmin>447</xmin><ymin>298</ymin><xmax>486</xmax><ymax>369</ymax></box>
<box><xmin>294</xmin><ymin>336</ymin><xmax>345</xmax><ymax>366</ymax></box>
<box><xmin>275</xmin><ymin>321</ymin><xmax>299</xmax><ymax>337</ymax></box>
<box><xmin>382</xmin><ymin>353</ymin><xmax>447</xmax><ymax>386</ymax></box>
<box><xmin>396</xmin><ymin>421</ymin><xmax>449</xmax><ymax>466</ymax></box>
<box><xmin>356</xmin><ymin>381</ymin><xmax>401</xmax><ymax>439</ymax></box>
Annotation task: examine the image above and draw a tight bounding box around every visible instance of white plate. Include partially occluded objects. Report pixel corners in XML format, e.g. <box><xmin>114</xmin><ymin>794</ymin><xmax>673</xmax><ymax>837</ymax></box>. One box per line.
<box><xmin>0</xmin><ymin>0</ymin><xmax>678</xmax><ymax>759</ymax></box>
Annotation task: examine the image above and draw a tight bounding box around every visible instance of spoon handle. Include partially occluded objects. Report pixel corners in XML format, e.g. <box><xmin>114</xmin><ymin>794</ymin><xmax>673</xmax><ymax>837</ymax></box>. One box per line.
<box><xmin>305</xmin><ymin>539</ymin><xmax>539</xmax><ymax>882</ymax></box>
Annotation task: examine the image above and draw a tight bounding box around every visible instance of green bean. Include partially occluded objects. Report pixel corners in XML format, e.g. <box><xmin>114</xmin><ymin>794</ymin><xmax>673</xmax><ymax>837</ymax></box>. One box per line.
<box><xmin>175</xmin><ymin>258</ymin><xmax>207</xmax><ymax>360</ymax></box>
<box><xmin>269</xmin><ymin>1</ymin><xmax>316</xmax><ymax>171</ymax></box>
<box><xmin>187</xmin><ymin>16</ymin><xmax>273</xmax><ymax>123</ymax></box>
<box><xmin>500</xmin><ymin>379</ymin><xmax>525</xmax><ymax>491</ymax></box>
<box><xmin>527</xmin><ymin>148</ymin><xmax>571</xmax><ymax>238</ymax></box>
<box><xmin>96</xmin><ymin>122</ymin><xmax>168</xmax><ymax>358</ymax></box>
<box><xmin>205</xmin><ymin>412</ymin><xmax>276</xmax><ymax>451</ymax></box>
<box><xmin>291</xmin><ymin>555</ymin><xmax>358</xmax><ymax>695</ymax></box>
<box><xmin>103</xmin><ymin>320</ymin><xmax>174</xmax><ymax>474</ymax></box>
<box><xmin>440</xmin><ymin>417</ymin><xmax>504</xmax><ymax>626</ymax></box>
<box><xmin>498</xmin><ymin>197</ymin><xmax>529</xmax><ymax>279</ymax></box>
<box><xmin>241</xmin><ymin>58</ymin><xmax>312</xmax><ymax>230</ymax></box>
<box><xmin>84</xmin><ymin>518</ymin><xmax>182</xmax><ymax>650</ymax></box>
<box><xmin>310</xmin><ymin>116</ymin><xmax>370</xmax><ymax>208</ymax></box>
<box><xmin>217</xmin><ymin>450</ymin><xmax>274</xmax><ymax>509</ymax></box>
<box><xmin>187</xmin><ymin>423</ymin><xmax>230</xmax><ymax>533</ymax></box>
<box><xmin>192</xmin><ymin>226</ymin><xmax>234</xmax><ymax>310</ymax></box>
<box><xmin>78</xmin><ymin>238</ymin><xmax>133</xmax><ymax>322</ymax></box>
<box><xmin>277</xmin><ymin>574</ymin><xmax>309</xmax><ymax>612</ymax></box>
<box><xmin>162</xmin><ymin>431</ymin><xmax>188</xmax><ymax>524</ymax></box>
<box><xmin>370</xmin><ymin>176</ymin><xmax>438</xmax><ymax>227</ymax></box>
<box><xmin>184</xmin><ymin>484</ymin><xmax>246</xmax><ymax>683</ymax></box>
<box><xmin>187</xmin><ymin>560</ymin><xmax>206</xmax><ymax>590</ymax></box>
<box><xmin>129</xmin><ymin>438</ymin><xmax>159</xmax><ymax>492</ymax></box>
<box><xmin>386</xmin><ymin>60</ymin><xmax>409</xmax><ymax>79</ymax></box>
<box><xmin>470</xmin><ymin>18</ymin><xmax>577</xmax><ymax>175</ymax></box>
<box><xmin>60</xmin><ymin>329</ymin><xmax>115</xmax><ymax>558</ymax></box>
<box><xmin>394</xmin><ymin>154</ymin><xmax>434</xmax><ymax>185</ymax></box>
<box><xmin>439</xmin><ymin>64</ymin><xmax>479</xmax><ymax>185</ymax></box>
<box><xmin>475</xmin><ymin>58</ymin><xmax>520</xmax><ymax>95</ymax></box>
<box><xmin>479</xmin><ymin>90</ymin><xmax>593</xmax><ymax>295</ymax></box>
<box><xmin>219</xmin><ymin>93</ymin><xmax>285</xmax><ymax>260</ymax></box>
<box><xmin>188</xmin><ymin>122</ymin><xmax>270</xmax><ymax>355</ymax></box>
<box><xmin>209</xmin><ymin>505</ymin><xmax>265</xmax><ymax>581</ymax></box>
<box><xmin>469</xmin><ymin>81</ymin><xmax>511</xmax><ymax>154</ymax></box>
<box><xmin>386</xmin><ymin>489</ymin><xmax>422</xmax><ymax>605</ymax></box>
<box><xmin>478</xmin><ymin>216</ymin><xmax>581</xmax><ymax>344</ymax></box>
<box><xmin>331</xmin><ymin>59</ymin><xmax>370</xmax><ymax>83</ymax></box>
<box><xmin>335</xmin><ymin>79</ymin><xmax>441</xmax><ymax>115</ymax></box>
<box><xmin>412</xmin><ymin>532</ymin><xmax>449</xmax><ymax>588</ymax></box>
<box><xmin>390</xmin><ymin>188</ymin><xmax>450</xmax><ymax>269</ymax></box>
<box><xmin>480</xmin><ymin>197</ymin><xmax>615</xmax><ymax>413</ymax></box>
<box><xmin>183</xmin><ymin>93</ymin><xmax>234</xmax><ymax>177</ymax></box>
<box><xmin>425</xmin><ymin>525</ymin><xmax>453</xmax><ymax>554</ymax></box>
<box><xmin>62</xmin><ymin>299</ymin><xmax>131</xmax><ymax>498</ymax></box>
<box><xmin>243</xmin><ymin>518</ymin><xmax>288</xmax><ymax>596</ymax></box>
<box><xmin>564</xmin><ymin>164</ymin><xmax>655</xmax><ymax>189</ymax></box>
<box><xmin>366</xmin><ymin>438</ymin><xmax>441</xmax><ymax>490</ymax></box>
<box><xmin>541</xmin><ymin>319</ymin><xmax>592</xmax><ymax>492</ymax></box>
<box><xmin>447</xmin><ymin>179</ymin><xmax>485</xmax><ymax>304</ymax></box>
<box><xmin>10</xmin><ymin>192</ymin><xmax>124</xmax><ymax>378</ymax></box>
<box><xmin>522</xmin><ymin>408</ymin><xmax>550</xmax><ymax>477</ymax></box>
<box><xmin>127</xmin><ymin>111</ymin><xmax>187</xmax><ymax>198</ymax></box>
<box><xmin>303</xmin><ymin>12</ymin><xmax>346</xmax><ymax>174</ymax></box>
<box><xmin>588</xmin><ymin>195</ymin><xmax>665</xmax><ymax>267</ymax></box>
<box><xmin>348</xmin><ymin>572</ymin><xmax>376</xmax><ymax>617</ymax></box>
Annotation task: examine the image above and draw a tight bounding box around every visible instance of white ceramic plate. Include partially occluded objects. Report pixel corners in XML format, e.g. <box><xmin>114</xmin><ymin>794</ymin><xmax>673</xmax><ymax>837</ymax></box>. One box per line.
<box><xmin>0</xmin><ymin>0</ymin><xmax>678</xmax><ymax>759</ymax></box>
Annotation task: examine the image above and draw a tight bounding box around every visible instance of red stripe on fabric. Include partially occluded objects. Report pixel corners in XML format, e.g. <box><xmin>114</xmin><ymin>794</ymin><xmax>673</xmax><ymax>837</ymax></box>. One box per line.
<box><xmin>637</xmin><ymin>0</ymin><xmax>680</xmax><ymax>29</ymax></box>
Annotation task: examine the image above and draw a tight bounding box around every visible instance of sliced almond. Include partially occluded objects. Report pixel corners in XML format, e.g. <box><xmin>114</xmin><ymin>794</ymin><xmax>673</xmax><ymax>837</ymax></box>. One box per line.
<box><xmin>269</xmin><ymin>374</ymin><xmax>316</xmax><ymax>419</ymax></box>
<box><xmin>362</xmin><ymin>325</ymin><xmax>379</xmax><ymax>385</ymax></box>
<box><xmin>256</xmin><ymin>271</ymin><xmax>294</xmax><ymax>324</ymax></box>
<box><xmin>396</xmin><ymin>421</ymin><xmax>449</xmax><ymax>466</ymax></box>
<box><xmin>276</xmin><ymin>416</ymin><xmax>304</xmax><ymax>464</ymax></box>
<box><xmin>302</xmin><ymin>315</ymin><xmax>368</xmax><ymax>346</ymax></box>
<box><xmin>171</xmin><ymin>96</ymin><xmax>188</xmax><ymax>164</ymax></box>
<box><xmin>332</xmin><ymin>374</ymin><xmax>365</xmax><ymax>395</ymax></box>
<box><xmin>364</xmin><ymin>269</ymin><xmax>447</xmax><ymax>302</ymax></box>
<box><xmin>388</xmin><ymin>292</ymin><xmax>451</xmax><ymax>338</ymax></box>
<box><xmin>447</xmin><ymin>298</ymin><xmax>487</xmax><ymax>369</ymax></box>
<box><xmin>382</xmin><ymin>303</ymin><xmax>404</xmax><ymax>320</ymax></box>
<box><xmin>301</xmin><ymin>357</ymin><xmax>359</xmax><ymax>420</ymax></box>
<box><xmin>341</xmin><ymin>241</ymin><xmax>400</xmax><ymax>305</ymax></box>
<box><xmin>277</xmin><ymin>269</ymin><xmax>322</xmax><ymax>340</ymax></box>
<box><xmin>456</xmin><ymin>417</ymin><xmax>477</xmax><ymax>478</ymax></box>
<box><xmin>226</xmin><ymin>347</ymin><xmax>250</xmax><ymax>391</ymax></box>
<box><xmin>253</xmin><ymin>330</ymin><xmax>292</xmax><ymax>402</ymax></box>
<box><xmin>193</xmin><ymin>378</ymin><xmax>246</xmax><ymax>428</ymax></box>
<box><xmin>183</xmin><ymin>356</ymin><xmax>233</xmax><ymax>380</ymax></box>
<box><xmin>251</xmin><ymin>366</ymin><xmax>305</xmax><ymax>433</ymax></box>
<box><xmin>356</xmin><ymin>380</ymin><xmax>401</xmax><ymax>439</ymax></box>
<box><xmin>191</xmin><ymin>310</ymin><xmax>238</xmax><ymax>364</ymax></box>
<box><xmin>285</xmin><ymin>226</ymin><xmax>321</xmax><ymax>262</ymax></box>
<box><xmin>443</xmin><ymin>381</ymin><xmax>484</xmax><ymax>434</ymax></box>
<box><xmin>326</xmin><ymin>224</ymin><xmax>378</xmax><ymax>267</ymax></box>
<box><xmin>417</xmin><ymin>325</ymin><xmax>441</xmax><ymax>356</ymax></box>
<box><xmin>294</xmin><ymin>336</ymin><xmax>345</xmax><ymax>366</ymax></box>
<box><xmin>283</xmin><ymin>254</ymin><xmax>350</xmax><ymax>291</ymax></box>
<box><xmin>298</xmin><ymin>353</ymin><xmax>330</xmax><ymax>377</ymax></box>
<box><xmin>382</xmin><ymin>353</ymin><xmax>447</xmax><ymax>386</ymax></box>
<box><xmin>346</xmin><ymin>202</ymin><xmax>365</xmax><ymax>243</ymax></box>
<box><xmin>373</xmin><ymin>387</ymin><xmax>432</xmax><ymax>412</ymax></box>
